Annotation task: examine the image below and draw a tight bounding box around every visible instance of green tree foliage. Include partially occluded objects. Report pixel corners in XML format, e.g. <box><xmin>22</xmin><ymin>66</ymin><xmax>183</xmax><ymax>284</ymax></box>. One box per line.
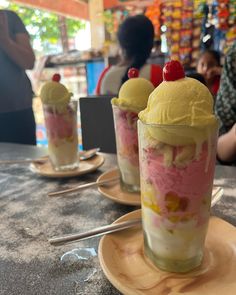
<box><xmin>6</xmin><ymin>3</ymin><xmax>86</xmax><ymax>53</ymax></box>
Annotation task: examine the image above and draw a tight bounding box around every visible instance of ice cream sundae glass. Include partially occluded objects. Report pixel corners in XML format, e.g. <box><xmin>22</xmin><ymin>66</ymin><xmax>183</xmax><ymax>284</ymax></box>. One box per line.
<box><xmin>138</xmin><ymin>60</ymin><xmax>219</xmax><ymax>272</ymax></box>
<box><xmin>40</xmin><ymin>74</ymin><xmax>78</xmax><ymax>171</ymax></box>
<box><xmin>111</xmin><ymin>68</ymin><xmax>155</xmax><ymax>192</ymax></box>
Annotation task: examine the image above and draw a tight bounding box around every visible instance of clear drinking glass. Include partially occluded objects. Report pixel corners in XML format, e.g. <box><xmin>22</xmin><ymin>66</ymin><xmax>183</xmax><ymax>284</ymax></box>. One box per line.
<box><xmin>112</xmin><ymin>105</ymin><xmax>140</xmax><ymax>192</ymax></box>
<box><xmin>43</xmin><ymin>100</ymin><xmax>78</xmax><ymax>171</ymax></box>
<box><xmin>138</xmin><ymin>120</ymin><xmax>218</xmax><ymax>273</ymax></box>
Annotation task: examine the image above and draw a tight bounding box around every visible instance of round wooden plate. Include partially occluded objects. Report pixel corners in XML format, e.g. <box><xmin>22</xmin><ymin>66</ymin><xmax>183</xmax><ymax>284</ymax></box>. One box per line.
<box><xmin>30</xmin><ymin>154</ymin><xmax>104</xmax><ymax>178</ymax></box>
<box><xmin>99</xmin><ymin>209</ymin><xmax>236</xmax><ymax>295</ymax></box>
<box><xmin>97</xmin><ymin>168</ymin><xmax>141</xmax><ymax>206</ymax></box>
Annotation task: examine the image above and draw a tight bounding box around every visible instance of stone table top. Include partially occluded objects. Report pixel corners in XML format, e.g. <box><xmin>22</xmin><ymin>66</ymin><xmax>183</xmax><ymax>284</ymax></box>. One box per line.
<box><xmin>0</xmin><ymin>143</ymin><xmax>235</xmax><ymax>295</ymax></box>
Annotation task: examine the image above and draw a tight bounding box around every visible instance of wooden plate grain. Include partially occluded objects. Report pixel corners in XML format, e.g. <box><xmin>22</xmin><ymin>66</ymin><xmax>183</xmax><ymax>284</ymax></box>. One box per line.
<box><xmin>99</xmin><ymin>209</ymin><xmax>236</xmax><ymax>295</ymax></box>
<box><xmin>30</xmin><ymin>154</ymin><xmax>104</xmax><ymax>178</ymax></box>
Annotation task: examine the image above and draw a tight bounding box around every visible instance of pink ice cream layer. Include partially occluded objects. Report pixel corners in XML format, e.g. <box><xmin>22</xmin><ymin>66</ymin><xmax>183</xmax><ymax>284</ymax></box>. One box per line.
<box><xmin>141</xmin><ymin>143</ymin><xmax>216</xmax><ymax>226</ymax></box>
<box><xmin>44</xmin><ymin>108</ymin><xmax>76</xmax><ymax>143</ymax></box>
<box><xmin>114</xmin><ymin>109</ymin><xmax>139</xmax><ymax>166</ymax></box>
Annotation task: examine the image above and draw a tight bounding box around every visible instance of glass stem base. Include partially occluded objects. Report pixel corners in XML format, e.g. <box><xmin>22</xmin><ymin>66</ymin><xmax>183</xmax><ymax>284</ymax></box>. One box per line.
<box><xmin>120</xmin><ymin>178</ymin><xmax>140</xmax><ymax>193</ymax></box>
<box><xmin>144</xmin><ymin>233</ymin><xmax>203</xmax><ymax>273</ymax></box>
<box><xmin>52</xmin><ymin>162</ymin><xmax>78</xmax><ymax>171</ymax></box>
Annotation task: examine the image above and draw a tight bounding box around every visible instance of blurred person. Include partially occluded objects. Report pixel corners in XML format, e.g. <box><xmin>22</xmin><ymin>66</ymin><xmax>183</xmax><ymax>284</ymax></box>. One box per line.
<box><xmin>217</xmin><ymin>123</ymin><xmax>236</xmax><ymax>163</ymax></box>
<box><xmin>96</xmin><ymin>15</ymin><xmax>163</xmax><ymax>95</ymax></box>
<box><xmin>215</xmin><ymin>41</ymin><xmax>236</xmax><ymax>164</ymax></box>
<box><xmin>0</xmin><ymin>9</ymin><xmax>36</xmax><ymax>145</ymax></box>
<box><xmin>196</xmin><ymin>49</ymin><xmax>222</xmax><ymax>96</ymax></box>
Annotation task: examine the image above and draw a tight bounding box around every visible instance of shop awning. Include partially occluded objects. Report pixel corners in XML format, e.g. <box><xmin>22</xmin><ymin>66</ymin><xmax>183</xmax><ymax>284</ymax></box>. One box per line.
<box><xmin>13</xmin><ymin>0</ymin><xmax>153</xmax><ymax>20</ymax></box>
<box><xmin>13</xmin><ymin>1</ymin><xmax>153</xmax><ymax>20</ymax></box>
<box><xmin>14</xmin><ymin>0</ymin><xmax>89</xmax><ymax>20</ymax></box>
<box><xmin>103</xmin><ymin>0</ymin><xmax>153</xmax><ymax>9</ymax></box>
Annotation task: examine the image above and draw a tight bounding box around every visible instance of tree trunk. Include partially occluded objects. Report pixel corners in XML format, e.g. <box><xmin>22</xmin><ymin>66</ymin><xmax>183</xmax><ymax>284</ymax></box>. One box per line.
<box><xmin>58</xmin><ymin>15</ymin><xmax>69</xmax><ymax>52</ymax></box>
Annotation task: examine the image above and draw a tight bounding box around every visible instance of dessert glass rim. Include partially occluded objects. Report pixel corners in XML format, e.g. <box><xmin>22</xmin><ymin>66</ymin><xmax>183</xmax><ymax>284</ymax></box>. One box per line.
<box><xmin>43</xmin><ymin>100</ymin><xmax>77</xmax><ymax>105</ymax></box>
<box><xmin>111</xmin><ymin>104</ymin><xmax>140</xmax><ymax>114</ymax></box>
<box><xmin>138</xmin><ymin>119</ymin><xmax>219</xmax><ymax>129</ymax></box>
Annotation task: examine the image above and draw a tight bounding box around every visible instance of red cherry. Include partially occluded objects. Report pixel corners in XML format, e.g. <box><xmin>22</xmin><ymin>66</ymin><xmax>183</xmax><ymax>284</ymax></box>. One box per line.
<box><xmin>128</xmin><ymin>68</ymin><xmax>139</xmax><ymax>79</ymax></box>
<box><xmin>52</xmin><ymin>73</ymin><xmax>61</xmax><ymax>82</ymax></box>
<box><xmin>163</xmin><ymin>60</ymin><xmax>185</xmax><ymax>81</ymax></box>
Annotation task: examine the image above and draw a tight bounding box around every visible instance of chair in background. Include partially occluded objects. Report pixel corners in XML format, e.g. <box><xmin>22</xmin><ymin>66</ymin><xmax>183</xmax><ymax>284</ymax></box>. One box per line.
<box><xmin>79</xmin><ymin>95</ymin><xmax>117</xmax><ymax>154</ymax></box>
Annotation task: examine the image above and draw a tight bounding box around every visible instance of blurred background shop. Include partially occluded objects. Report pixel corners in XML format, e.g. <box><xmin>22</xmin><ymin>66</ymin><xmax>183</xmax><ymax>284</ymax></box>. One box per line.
<box><xmin>0</xmin><ymin>0</ymin><xmax>235</xmax><ymax>147</ymax></box>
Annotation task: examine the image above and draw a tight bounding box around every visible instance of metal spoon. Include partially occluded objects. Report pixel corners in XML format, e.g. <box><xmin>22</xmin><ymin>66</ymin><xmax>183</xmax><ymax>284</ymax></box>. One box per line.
<box><xmin>0</xmin><ymin>148</ymin><xmax>100</xmax><ymax>165</ymax></box>
<box><xmin>79</xmin><ymin>148</ymin><xmax>100</xmax><ymax>160</ymax></box>
<box><xmin>48</xmin><ymin>187</ymin><xmax>224</xmax><ymax>246</ymax></box>
<box><xmin>48</xmin><ymin>176</ymin><xmax>119</xmax><ymax>197</ymax></box>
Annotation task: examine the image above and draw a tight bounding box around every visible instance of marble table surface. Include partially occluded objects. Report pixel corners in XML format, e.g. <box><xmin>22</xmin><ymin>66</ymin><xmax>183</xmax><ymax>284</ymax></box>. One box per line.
<box><xmin>0</xmin><ymin>143</ymin><xmax>235</xmax><ymax>295</ymax></box>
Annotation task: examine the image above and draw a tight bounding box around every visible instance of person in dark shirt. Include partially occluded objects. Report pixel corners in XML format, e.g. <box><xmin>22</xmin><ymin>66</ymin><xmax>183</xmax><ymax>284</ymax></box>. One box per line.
<box><xmin>187</xmin><ymin>73</ymin><xmax>206</xmax><ymax>85</ymax></box>
<box><xmin>0</xmin><ymin>9</ymin><xmax>36</xmax><ymax>144</ymax></box>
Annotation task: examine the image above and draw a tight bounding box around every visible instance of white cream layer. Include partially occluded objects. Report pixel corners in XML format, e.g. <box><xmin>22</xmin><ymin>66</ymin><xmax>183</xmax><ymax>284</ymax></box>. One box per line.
<box><xmin>117</xmin><ymin>157</ymin><xmax>140</xmax><ymax>187</ymax></box>
<box><xmin>48</xmin><ymin>137</ymin><xmax>78</xmax><ymax>168</ymax></box>
<box><xmin>142</xmin><ymin>206</ymin><xmax>208</xmax><ymax>260</ymax></box>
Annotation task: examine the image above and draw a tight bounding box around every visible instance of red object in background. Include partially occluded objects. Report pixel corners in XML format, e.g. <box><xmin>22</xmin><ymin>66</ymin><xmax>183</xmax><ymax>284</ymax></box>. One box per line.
<box><xmin>163</xmin><ymin>60</ymin><xmax>185</xmax><ymax>81</ymax></box>
<box><xmin>218</xmin><ymin>0</ymin><xmax>230</xmax><ymax>30</ymax></box>
<box><xmin>128</xmin><ymin>68</ymin><xmax>139</xmax><ymax>79</ymax></box>
<box><xmin>52</xmin><ymin>73</ymin><xmax>61</xmax><ymax>82</ymax></box>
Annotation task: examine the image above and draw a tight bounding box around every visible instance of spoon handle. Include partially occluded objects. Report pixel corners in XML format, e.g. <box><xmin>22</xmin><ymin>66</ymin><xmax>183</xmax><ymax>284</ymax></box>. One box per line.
<box><xmin>0</xmin><ymin>149</ymin><xmax>100</xmax><ymax>165</ymax></box>
<box><xmin>79</xmin><ymin>148</ymin><xmax>100</xmax><ymax>160</ymax></box>
<box><xmin>48</xmin><ymin>218</ymin><xmax>142</xmax><ymax>246</ymax></box>
<box><xmin>48</xmin><ymin>177</ymin><xmax>120</xmax><ymax>197</ymax></box>
<box><xmin>0</xmin><ymin>157</ymin><xmax>47</xmax><ymax>164</ymax></box>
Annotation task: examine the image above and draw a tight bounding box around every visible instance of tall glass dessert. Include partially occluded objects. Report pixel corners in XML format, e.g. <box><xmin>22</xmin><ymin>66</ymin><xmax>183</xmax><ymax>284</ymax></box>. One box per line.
<box><xmin>111</xmin><ymin>68</ymin><xmax>155</xmax><ymax>192</ymax></box>
<box><xmin>40</xmin><ymin>74</ymin><xmax>78</xmax><ymax>171</ymax></box>
<box><xmin>138</xmin><ymin>61</ymin><xmax>218</xmax><ymax>273</ymax></box>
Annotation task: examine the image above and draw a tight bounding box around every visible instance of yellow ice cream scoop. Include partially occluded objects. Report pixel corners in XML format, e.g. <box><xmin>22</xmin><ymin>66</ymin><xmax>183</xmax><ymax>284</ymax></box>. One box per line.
<box><xmin>40</xmin><ymin>74</ymin><xmax>72</xmax><ymax>107</ymax></box>
<box><xmin>139</xmin><ymin>60</ymin><xmax>218</xmax><ymax>145</ymax></box>
<box><xmin>139</xmin><ymin>77</ymin><xmax>215</xmax><ymax>126</ymax></box>
<box><xmin>111</xmin><ymin>68</ymin><xmax>155</xmax><ymax>113</ymax></box>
